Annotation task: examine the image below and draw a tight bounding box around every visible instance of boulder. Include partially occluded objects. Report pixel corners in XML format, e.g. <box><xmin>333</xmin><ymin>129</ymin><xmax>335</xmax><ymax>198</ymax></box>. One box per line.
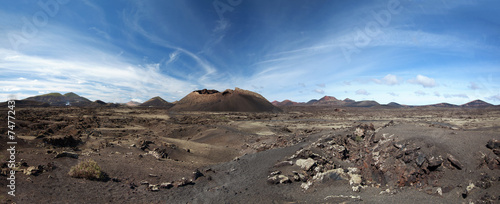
<box><xmin>296</xmin><ymin>158</ymin><xmax>316</xmax><ymax>171</ymax></box>
<box><xmin>447</xmin><ymin>154</ymin><xmax>463</xmax><ymax>170</ymax></box>
<box><xmin>486</xmin><ymin>139</ymin><xmax>500</xmax><ymax>149</ymax></box>
<box><xmin>148</xmin><ymin>184</ymin><xmax>159</xmax><ymax>192</ymax></box>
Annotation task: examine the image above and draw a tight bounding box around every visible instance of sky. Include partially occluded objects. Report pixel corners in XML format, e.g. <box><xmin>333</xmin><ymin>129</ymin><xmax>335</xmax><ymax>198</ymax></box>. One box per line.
<box><xmin>1</xmin><ymin>0</ymin><xmax>499</xmax><ymax>105</ymax></box>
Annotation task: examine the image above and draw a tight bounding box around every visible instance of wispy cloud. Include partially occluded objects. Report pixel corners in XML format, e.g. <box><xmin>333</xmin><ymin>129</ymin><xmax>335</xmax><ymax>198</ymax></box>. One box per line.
<box><xmin>468</xmin><ymin>82</ymin><xmax>480</xmax><ymax>90</ymax></box>
<box><xmin>487</xmin><ymin>94</ymin><xmax>500</xmax><ymax>102</ymax></box>
<box><xmin>388</xmin><ymin>92</ymin><xmax>398</xmax><ymax>96</ymax></box>
<box><xmin>444</xmin><ymin>94</ymin><xmax>469</xmax><ymax>99</ymax></box>
<box><xmin>356</xmin><ymin>89</ymin><xmax>370</xmax><ymax>95</ymax></box>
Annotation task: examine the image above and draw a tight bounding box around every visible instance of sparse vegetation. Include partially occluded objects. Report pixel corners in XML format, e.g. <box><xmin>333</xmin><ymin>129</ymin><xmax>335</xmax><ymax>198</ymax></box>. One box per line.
<box><xmin>68</xmin><ymin>159</ymin><xmax>108</xmax><ymax>181</ymax></box>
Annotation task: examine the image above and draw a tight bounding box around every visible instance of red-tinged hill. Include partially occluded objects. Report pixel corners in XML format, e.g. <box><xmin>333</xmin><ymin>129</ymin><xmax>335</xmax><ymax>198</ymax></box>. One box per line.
<box><xmin>461</xmin><ymin>100</ymin><xmax>493</xmax><ymax>107</ymax></box>
<box><xmin>125</xmin><ymin>101</ymin><xmax>141</xmax><ymax>107</ymax></box>
<box><xmin>139</xmin><ymin>96</ymin><xmax>174</xmax><ymax>108</ymax></box>
<box><xmin>170</xmin><ymin>88</ymin><xmax>282</xmax><ymax>112</ymax></box>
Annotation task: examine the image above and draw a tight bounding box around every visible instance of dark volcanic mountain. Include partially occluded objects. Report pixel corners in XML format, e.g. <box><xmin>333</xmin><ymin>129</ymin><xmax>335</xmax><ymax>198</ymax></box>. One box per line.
<box><xmin>139</xmin><ymin>96</ymin><xmax>174</xmax><ymax>108</ymax></box>
<box><xmin>24</xmin><ymin>92</ymin><xmax>91</xmax><ymax>106</ymax></box>
<box><xmin>170</xmin><ymin>88</ymin><xmax>282</xmax><ymax>112</ymax></box>
<box><xmin>345</xmin><ymin>100</ymin><xmax>380</xmax><ymax>107</ymax></box>
<box><xmin>384</xmin><ymin>102</ymin><xmax>404</xmax><ymax>108</ymax></box>
<box><xmin>461</xmin><ymin>100</ymin><xmax>493</xmax><ymax>107</ymax></box>
<box><xmin>427</xmin><ymin>103</ymin><xmax>458</xmax><ymax>108</ymax></box>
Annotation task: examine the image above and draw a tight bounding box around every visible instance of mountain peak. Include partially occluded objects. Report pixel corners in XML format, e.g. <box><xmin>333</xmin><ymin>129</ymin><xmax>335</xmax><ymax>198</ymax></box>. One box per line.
<box><xmin>461</xmin><ymin>99</ymin><xmax>493</xmax><ymax>107</ymax></box>
<box><xmin>319</xmin><ymin>96</ymin><xmax>338</xmax><ymax>101</ymax></box>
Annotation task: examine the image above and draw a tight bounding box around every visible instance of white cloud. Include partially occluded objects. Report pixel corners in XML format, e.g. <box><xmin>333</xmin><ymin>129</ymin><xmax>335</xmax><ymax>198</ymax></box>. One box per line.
<box><xmin>355</xmin><ymin>89</ymin><xmax>369</xmax><ymax>95</ymax></box>
<box><xmin>388</xmin><ymin>92</ymin><xmax>398</xmax><ymax>96</ymax></box>
<box><xmin>316</xmin><ymin>83</ymin><xmax>326</xmax><ymax>88</ymax></box>
<box><xmin>408</xmin><ymin>75</ymin><xmax>436</xmax><ymax>88</ymax></box>
<box><xmin>415</xmin><ymin>90</ymin><xmax>427</xmax><ymax>96</ymax></box>
<box><xmin>373</xmin><ymin>74</ymin><xmax>400</xmax><ymax>85</ymax></box>
<box><xmin>434</xmin><ymin>91</ymin><xmax>440</xmax><ymax>97</ymax></box>
<box><xmin>0</xmin><ymin>48</ymin><xmax>193</xmax><ymax>102</ymax></box>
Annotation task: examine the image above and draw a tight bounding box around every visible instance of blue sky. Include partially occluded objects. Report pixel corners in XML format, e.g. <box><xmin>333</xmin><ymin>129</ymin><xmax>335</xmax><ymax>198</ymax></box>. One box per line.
<box><xmin>1</xmin><ymin>0</ymin><xmax>499</xmax><ymax>105</ymax></box>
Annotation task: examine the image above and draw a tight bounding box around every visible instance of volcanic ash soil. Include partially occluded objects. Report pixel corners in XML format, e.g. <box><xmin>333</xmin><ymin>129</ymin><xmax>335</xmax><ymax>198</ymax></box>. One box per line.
<box><xmin>0</xmin><ymin>106</ymin><xmax>499</xmax><ymax>203</ymax></box>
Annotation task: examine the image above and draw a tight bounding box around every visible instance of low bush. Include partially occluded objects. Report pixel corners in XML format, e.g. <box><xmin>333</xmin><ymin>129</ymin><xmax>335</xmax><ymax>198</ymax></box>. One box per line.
<box><xmin>68</xmin><ymin>159</ymin><xmax>108</xmax><ymax>181</ymax></box>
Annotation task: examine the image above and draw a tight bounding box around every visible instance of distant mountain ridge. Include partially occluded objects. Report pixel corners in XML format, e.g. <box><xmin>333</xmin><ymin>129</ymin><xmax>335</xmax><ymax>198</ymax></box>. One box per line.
<box><xmin>24</xmin><ymin>92</ymin><xmax>92</xmax><ymax>106</ymax></box>
<box><xmin>272</xmin><ymin>96</ymin><xmax>495</xmax><ymax>108</ymax></box>
<box><xmin>2</xmin><ymin>92</ymin><xmax>497</xmax><ymax>108</ymax></box>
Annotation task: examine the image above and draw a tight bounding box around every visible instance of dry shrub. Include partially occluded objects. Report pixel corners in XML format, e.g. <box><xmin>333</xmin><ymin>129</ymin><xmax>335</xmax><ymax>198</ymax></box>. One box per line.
<box><xmin>68</xmin><ymin>159</ymin><xmax>108</xmax><ymax>181</ymax></box>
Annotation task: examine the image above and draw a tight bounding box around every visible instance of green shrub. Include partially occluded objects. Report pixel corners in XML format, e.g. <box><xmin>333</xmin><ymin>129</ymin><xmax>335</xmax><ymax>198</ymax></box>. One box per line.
<box><xmin>68</xmin><ymin>159</ymin><xmax>108</xmax><ymax>181</ymax></box>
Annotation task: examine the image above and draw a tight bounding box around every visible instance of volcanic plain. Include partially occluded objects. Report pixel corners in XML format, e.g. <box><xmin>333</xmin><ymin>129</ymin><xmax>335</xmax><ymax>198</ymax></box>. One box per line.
<box><xmin>1</xmin><ymin>91</ymin><xmax>500</xmax><ymax>203</ymax></box>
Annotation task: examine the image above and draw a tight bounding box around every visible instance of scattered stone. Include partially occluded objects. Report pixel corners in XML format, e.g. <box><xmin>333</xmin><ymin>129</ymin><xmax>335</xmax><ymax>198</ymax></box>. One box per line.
<box><xmin>160</xmin><ymin>182</ymin><xmax>173</xmax><ymax>189</ymax></box>
<box><xmin>129</xmin><ymin>182</ymin><xmax>138</xmax><ymax>189</ymax></box>
<box><xmin>379</xmin><ymin>188</ymin><xmax>397</xmax><ymax>195</ymax></box>
<box><xmin>148</xmin><ymin>174</ymin><xmax>158</xmax><ymax>177</ymax></box>
<box><xmin>295</xmin><ymin>158</ymin><xmax>316</xmax><ymax>171</ymax></box>
<box><xmin>24</xmin><ymin>166</ymin><xmax>41</xmax><ymax>176</ymax></box>
<box><xmin>462</xmin><ymin>182</ymin><xmax>475</xmax><ymax>198</ymax></box>
<box><xmin>427</xmin><ymin>156</ymin><xmax>443</xmax><ymax>170</ymax></box>
<box><xmin>140</xmin><ymin>180</ymin><xmax>149</xmax><ymax>185</ymax></box>
<box><xmin>149</xmin><ymin>184</ymin><xmax>159</xmax><ymax>192</ymax></box>
<box><xmin>139</xmin><ymin>140</ymin><xmax>154</xmax><ymax>151</ymax></box>
<box><xmin>476</xmin><ymin>173</ymin><xmax>495</xmax><ymax>189</ymax></box>
<box><xmin>270</xmin><ymin>170</ymin><xmax>281</xmax><ymax>176</ymax></box>
<box><xmin>486</xmin><ymin>139</ymin><xmax>500</xmax><ymax>149</ymax></box>
<box><xmin>447</xmin><ymin>154</ymin><xmax>463</xmax><ymax>170</ymax></box>
<box><xmin>301</xmin><ymin>180</ymin><xmax>313</xmax><ymax>190</ymax></box>
<box><xmin>278</xmin><ymin>175</ymin><xmax>291</xmax><ymax>184</ymax></box>
<box><xmin>292</xmin><ymin>171</ymin><xmax>306</xmax><ymax>182</ymax></box>
<box><xmin>416</xmin><ymin>152</ymin><xmax>426</xmax><ymax>167</ymax></box>
<box><xmin>192</xmin><ymin>169</ymin><xmax>204</xmax><ymax>180</ymax></box>
<box><xmin>267</xmin><ymin>175</ymin><xmax>291</xmax><ymax>184</ymax></box>
<box><xmin>479</xmin><ymin>193</ymin><xmax>496</xmax><ymax>203</ymax></box>
<box><xmin>54</xmin><ymin>151</ymin><xmax>79</xmax><ymax>159</ymax></box>
<box><xmin>175</xmin><ymin>177</ymin><xmax>194</xmax><ymax>187</ymax></box>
